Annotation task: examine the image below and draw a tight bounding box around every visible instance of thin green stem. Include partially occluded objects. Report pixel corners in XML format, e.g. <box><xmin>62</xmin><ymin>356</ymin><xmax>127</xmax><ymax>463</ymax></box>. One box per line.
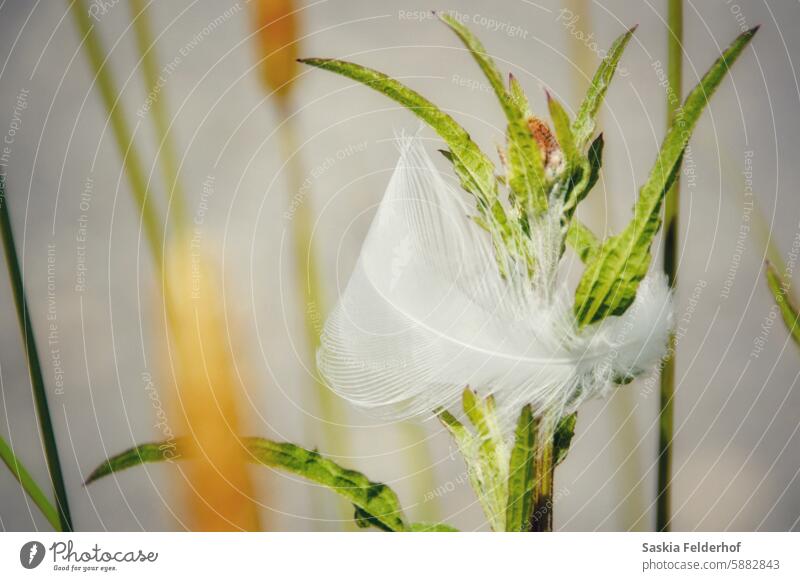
<box><xmin>0</xmin><ymin>179</ymin><xmax>73</xmax><ymax>531</ymax></box>
<box><xmin>658</xmin><ymin>0</ymin><xmax>683</xmax><ymax>533</ymax></box>
<box><xmin>275</xmin><ymin>99</ymin><xmax>352</xmax><ymax>527</ymax></box>
<box><xmin>129</xmin><ymin>0</ymin><xmax>189</xmax><ymax>233</ymax></box>
<box><xmin>0</xmin><ymin>434</ymin><xmax>61</xmax><ymax>530</ymax></box>
<box><xmin>275</xmin><ymin>100</ymin><xmax>342</xmax><ymax>444</ymax></box>
<box><xmin>68</xmin><ymin>0</ymin><xmax>164</xmax><ymax>269</ymax></box>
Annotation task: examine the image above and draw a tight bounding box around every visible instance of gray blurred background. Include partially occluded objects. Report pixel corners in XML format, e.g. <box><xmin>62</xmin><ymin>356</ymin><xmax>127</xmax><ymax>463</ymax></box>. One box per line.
<box><xmin>0</xmin><ymin>0</ymin><xmax>798</xmax><ymax>531</ymax></box>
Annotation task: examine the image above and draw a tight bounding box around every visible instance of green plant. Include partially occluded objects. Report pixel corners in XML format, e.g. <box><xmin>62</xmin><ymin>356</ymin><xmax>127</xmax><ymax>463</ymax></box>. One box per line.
<box><xmin>0</xmin><ymin>178</ymin><xmax>72</xmax><ymax>531</ymax></box>
<box><xmin>85</xmin><ymin>17</ymin><xmax>756</xmax><ymax>532</ymax></box>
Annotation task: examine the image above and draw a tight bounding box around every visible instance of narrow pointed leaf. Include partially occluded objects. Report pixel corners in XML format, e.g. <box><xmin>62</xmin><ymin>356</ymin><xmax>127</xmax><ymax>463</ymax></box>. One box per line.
<box><xmin>547</xmin><ymin>93</ymin><xmax>588</xmax><ymax>231</ymax></box>
<box><xmin>561</xmin><ymin>135</ymin><xmax>604</xmax><ymax>246</ymax></box>
<box><xmin>299</xmin><ymin>57</ymin><xmax>496</xmax><ymax>204</ymax></box>
<box><xmin>506</xmin><ymin>120</ymin><xmax>548</xmax><ymax>215</ymax></box>
<box><xmin>409</xmin><ymin>522</ymin><xmax>460</xmax><ymax>532</ymax></box>
<box><xmin>553</xmin><ymin>412</ymin><xmax>577</xmax><ymax>466</ymax></box>
<box><xmin>505</xmin><ymin>405</ymin><xmax>536</xmax><ymax>532</ymax></box>
<box><xmin>766</xmin><ymin>262</ymin><xmax>800</xmax><ymax>345</ymax></box>
<box><xmin>508</xmin><ymin>74</ymin><xmax>530</xmax><ymax>116</ymax></box>
<box><xmin>581</xmin><ymin>133</ymin><xmax>604</xmax><ymax>202</ymax></box>
<box><xmin>86</xmin><ymin>437</ymin><xmax>409</xmax><ymax>532</ymax></box>
<box><xmin>575</xmin><ymin>26</ymin><xmax>758</xmax><ymax>327</ymax></box>
<box><xmin>438</xmin><ymin>12</ymin><xmax>518</xmax><ymax>119</ymax></box>
<box><xmin>567</xmin><ymin>221</ymin><xmax>600</xmax><ymax>263</ymax></box>
<box><xmin>547</xmin><ymin>94</ymin><xmax>579</xmax><ymax>165</ymax></box>
<box><xmin>461</xmin><ymin>390</ymin><xmax>508</xmax><ymax>531</ymax></box>
<box><xmin>0</xmin><ymin>435</ymin><xmax>61</xmax><ymax>531</ymax></box>
<box><xmin>573</xmin><ymin>27</ymin><xmax>636</xmax><ymax>148</ymax></box>
<box><xmin>438</xmin><ymin>398</ymin><xmax>508</xmax><ymax>532</ymax></box>
<box><xmin>436</xmin><ymin>14</ymin><xmax>547</xmax><ymax>214</ymax></box>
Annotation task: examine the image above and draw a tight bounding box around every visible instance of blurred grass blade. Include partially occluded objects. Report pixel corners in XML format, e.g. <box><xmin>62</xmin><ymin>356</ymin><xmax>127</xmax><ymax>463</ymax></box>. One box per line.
<box><xmin>0</xmin><ymin>435</ymin><xmax>61</xmax><ymax>530</ymax></box>
<box><xmin>86</xmin><ymin>436</ymin><xmax>410</xmax><ymax>532</ymax></box>
<box><xmin>0</xmin><ymin>180</ymin><xmax>72</xmax><ymax>531</ymax></box>
<box><xmin>272</xmin><ymin>100</ymin><xmax>354</xmax><ymax>528</ymax></box>
<box><xmin>766</xmin><ymin>262</ymin><xmax>800</xmax><ymax>344</ymax></box>
<box><xmin>572</xmin><ymin>26</ymin><xmax>636</xmax><ymax>148</ymax></box>
<box><xmin>165</xmin><ymin>242</ymin><xmax>261</xmax><ymax>531</ymax></box>
<box><xmin>574</xmin><ymin>26</ymin><xmax>758</xmax><ymax>327</ymax></box>
<box><xmin>505</xmin><ymin>405</ymin><xmax>536</xmax><ymax>532</ymax></box>
<box><xmin>253</xmin><ymin>0</ymin><xmax>300</xmax><ymax>99</ymax></box>
<box><xmin>129</xmin><ymin>0</ymin><xmax>189</xmax><ymax>230</ymax></box>
<box><xmin>256</xmin><ymin>4</ymin><xmax>355</xmax><ymax>526</ymax></box>
<box><xmin>68</xmin><ymin>0</ymin><xmax>163</xmax><ymax>267</ymax></box>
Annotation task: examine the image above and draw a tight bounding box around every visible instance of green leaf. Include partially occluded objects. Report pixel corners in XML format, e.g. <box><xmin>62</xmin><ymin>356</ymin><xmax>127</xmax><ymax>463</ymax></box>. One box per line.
<box><xmin>438</xmin><ymin>391</ymin><xmax>510</xmax><ymax>531</ymax></box>
<box><xmin>505</xmin><ymin>405</ymin><xmax>536</xmax><ymax>532</ymax></box>
<box><xmin>766</xmin><ymin>262</ymin><xmax>800</xmax><ymax>345</ymax></box>
<box><xmin>508</xmin><ymin>73</ymin><xmax>530</xmax><ymax>116</ymax></box>
<box><xmin>574</xmin><ymin>26</ymin><xmax>758</xmax><ymax>327</ymax></box>
<box><xmin>409</xmin><ymin>522</ymin><xmax>460</xmax><ymax>532</ymax></box>
<box><xmin>582</xmin><ymin>133</ymin><xmax>604</xmax><ymax>202</ymax></box>
<box><xmin>547</xmin><ymin>92</ymin><xmax>590</xmax><ymax>233</ymax></box>
<box><xmin>354</xmin><ymin>506</ymin><xmax>394</xmax><ymax>531</ymax></box>
<box><xmin>567</xmin><ymin>221</ymin><xmax>600</xmax><ymax>263</ymax></box>
<box><xmin>438</xmin><ymin>12</ymin><xmax>518</xmax><ymax>119</ymax></box>
<box><xmin>0</xmin><ymin>435</ymin><xmax>61</xmax><ymax>531</ymax></box>
<box><xmin>553</xmin><ymin>413</ymin><xmax>577</xmax><ymax>466</ymax></box>
<box><xmin>506</xmin><ymin>119</ymin><xmax>548</xmax><ymax>216</ymax></box>
<box><xmin>437</xmin><ymin>409</ymin><xmax>473</xmax><ymax>463</ymax></box>
<box><xmin>437</xmin><ymin>408</ymin><xmax>497</xmax><ymax>523</ymax></box>
<box><xmin>299</xmin><ymin>57</ymin><xmax>496</xmax><ymax>206</ymax></box>
<box><xmin>547</xmin><ymin>93</ymin><xmax>579</xmax><ymax>165</ymax></box>
<box><xmin>573</xmin><ymin>27</ymin><xmax>636</xmax><ymax>149</ymax></box>
<box><xmin>437</xmin><ymin>14</ymin><xmax>547</xmax><ymax>216</ymax></box>
<box><xmin>86</xmin><ymin>437</ymin><xmax>409</xmax><ymax>532</ymax></box>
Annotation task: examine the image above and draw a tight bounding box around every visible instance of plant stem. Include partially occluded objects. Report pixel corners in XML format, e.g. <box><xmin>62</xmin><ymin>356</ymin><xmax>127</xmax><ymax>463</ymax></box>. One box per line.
<box><xmin>0</xmin><ymin>434</ymin><xmax>61</xmax><ymax>530</ymax></box>
<box><xmin>658</xmin><ymin>0</ymin><xmax>683</xmax><ymax>533</ymax></box>
<box><xmin>0</xmin><ymin>180</ymin><xmax>73</xmax><ymax>531</ymax></box>
<box><xmin>275</xmin><ymin>99</ymin><xmax>344</xmax><ymax>449</ymax></box>
<box><xmin>129</xmin><ymin>0</ymin><xmax>189</xmax><ymax>233</ymax></box>
<box><xmin>528</xmin><ymin>433</ymin><xmax>554</xmax><ymax>532</ymax></box>
<box><xmin>275</xmin><ymin>99</ymin><xmax>352</xmax><ymax>528</ymax></box>
<box><xmin>68</xmin><ymin>0</ymin><xmax>164</xmax><ymax>269</ymax></box>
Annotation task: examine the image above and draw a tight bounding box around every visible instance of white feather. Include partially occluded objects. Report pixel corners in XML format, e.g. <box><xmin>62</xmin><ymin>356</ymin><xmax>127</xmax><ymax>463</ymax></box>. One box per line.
<box><xmin>318</xmin><ymin>136</ymin><xmax>672</xmax><ymax>432</ymax></box>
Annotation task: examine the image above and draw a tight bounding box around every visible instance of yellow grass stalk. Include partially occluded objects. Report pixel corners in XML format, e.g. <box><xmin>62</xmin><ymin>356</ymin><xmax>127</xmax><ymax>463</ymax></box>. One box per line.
<box><xmin>164</xmin><ymin>241</ymin><xmax>261</xmax><ymax>531</ymax></box>
<box><xmin>253</xmin><ymin>0</ymin><xmax>300</xmax><ymax>100</ymax></box>
<box><xmin>129</xmin><ymin>0</ymin><xmax>189</xmax><ymax>231</ymax></box>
